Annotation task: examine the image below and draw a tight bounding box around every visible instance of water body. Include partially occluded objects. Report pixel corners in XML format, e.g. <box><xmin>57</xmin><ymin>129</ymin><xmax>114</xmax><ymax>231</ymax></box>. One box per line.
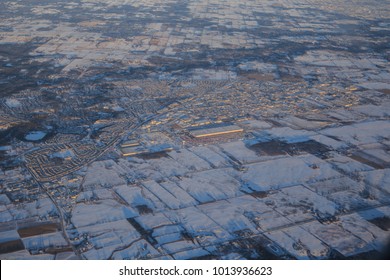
<box><xmin>25</xmin><ymin>131</ymin><xmax>46</xmax><ymax>141</ymax></box>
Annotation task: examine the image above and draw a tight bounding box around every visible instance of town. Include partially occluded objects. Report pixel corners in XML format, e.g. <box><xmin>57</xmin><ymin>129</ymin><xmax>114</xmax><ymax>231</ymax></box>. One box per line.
<box><xmin>0</xmin><ymin>0</ymin><xmax>389</xmax><ymax>260</ymax></box>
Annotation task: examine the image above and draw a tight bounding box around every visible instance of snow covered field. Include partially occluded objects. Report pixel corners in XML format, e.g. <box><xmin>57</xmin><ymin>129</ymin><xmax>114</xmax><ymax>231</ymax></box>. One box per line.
<box><xmin>0</xmin><ymin>0</ymin><xmax>389</xmax><ymax>260</ymax></box>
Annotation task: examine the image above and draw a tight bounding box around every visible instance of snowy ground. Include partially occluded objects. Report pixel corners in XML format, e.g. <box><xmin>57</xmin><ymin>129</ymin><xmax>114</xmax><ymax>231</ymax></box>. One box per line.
<box><xmin>0</xmin><ymin>0</ymin><xmax>389</xmax><ymax>260</ymax></box>
<box><xmin>48</xmin><ymin>125</ymin><xmax>390</xmax><ymax>259</ymax></box>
